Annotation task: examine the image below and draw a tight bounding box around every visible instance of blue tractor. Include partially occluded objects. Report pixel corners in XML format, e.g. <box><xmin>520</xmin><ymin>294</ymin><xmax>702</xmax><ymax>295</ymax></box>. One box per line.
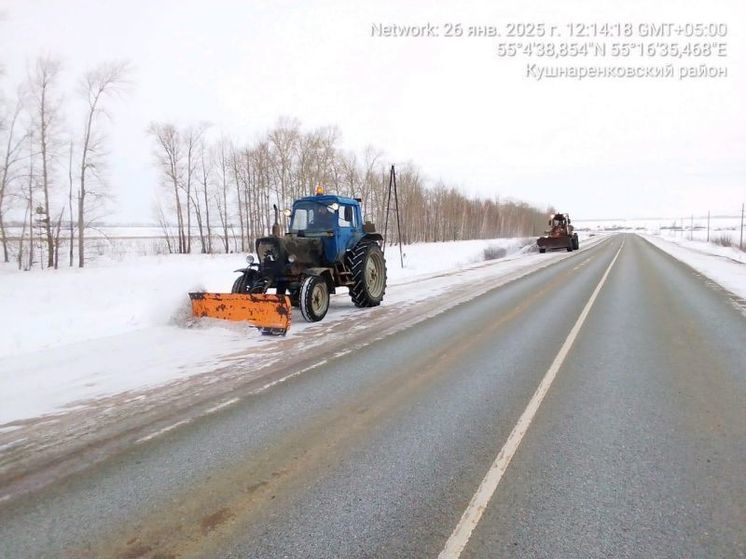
<box><xmin>231</xmin><ymin>188</ymin><xmax>387</xmax><ymax>323</ymax></box>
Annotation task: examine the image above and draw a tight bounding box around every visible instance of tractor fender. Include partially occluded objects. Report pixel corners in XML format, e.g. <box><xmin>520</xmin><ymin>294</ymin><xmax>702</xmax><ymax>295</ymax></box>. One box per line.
<box><xmin>303</xmin><ymin>267</ymin><xmax>336</xmax><ymax>294</ymax></box>
<box><xmin>360</xmin><ymin>233</ymin><xmax>383</xmax><ymax>243</ymax></box>
<box><xmin>233</xmin><ymin>267</ymin><xmax>251</xmax><ymax>273</ymax></box>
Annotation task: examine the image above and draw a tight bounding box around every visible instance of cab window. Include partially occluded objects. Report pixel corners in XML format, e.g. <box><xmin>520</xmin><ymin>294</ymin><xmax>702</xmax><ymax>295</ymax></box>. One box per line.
<box><xmin>290</xmin><ymin>202</ymin><xmax>336</xmax><ymax>233</ymax></box>
<box><xmin>338</xmin><ymin>204</ymin><xmax>356</xmax><ymax>228</ymax></box>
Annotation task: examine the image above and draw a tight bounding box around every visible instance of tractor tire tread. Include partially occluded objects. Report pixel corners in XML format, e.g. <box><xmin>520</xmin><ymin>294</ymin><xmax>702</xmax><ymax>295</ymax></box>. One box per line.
<box><xmin>347</xmin><ymin>240</ymin><xmax>387</xmax><ymax>308</ymax></box>
<box><xmin>299</xmin><ymin>275</ymin><xmax>328</xmax><ymax>322</ymax></box>
<box><xmin>231</xmin><ymin>275</ymin><xmax>248</xmax><ymax>294</ymax></box>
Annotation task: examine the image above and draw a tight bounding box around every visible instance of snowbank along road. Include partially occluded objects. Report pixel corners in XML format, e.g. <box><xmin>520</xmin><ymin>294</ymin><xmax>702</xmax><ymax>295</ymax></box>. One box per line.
<box><xmin>1</xmin><ymin>234</ymin><xmax>745</xmax><ymax>558</ymax></box>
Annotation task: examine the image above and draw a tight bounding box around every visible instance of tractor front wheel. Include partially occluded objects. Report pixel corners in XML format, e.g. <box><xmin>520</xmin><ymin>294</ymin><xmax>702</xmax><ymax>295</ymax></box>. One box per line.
<box><xmin>233</xmin><ymin>271</ymin><xmax>267</xmax><ymax>294</ymax></box>
<box><xmin>299</xmin><ymin>275</ymin><xmax>329</xmax><ymax>322</ymax></box>
<box><xmin>348</xmin><ymin>241</ymin><xmax>387</xmax><ymax>308</ymax></box>
<box><xmin>231</xmin><ymin>275</ymin><xmax>248</xmax><ymax>293</ymax></box>
<box><xmin>231</xmin><ymin>271</ymin><xmax>257</xmax><ymax>293</ymax></box>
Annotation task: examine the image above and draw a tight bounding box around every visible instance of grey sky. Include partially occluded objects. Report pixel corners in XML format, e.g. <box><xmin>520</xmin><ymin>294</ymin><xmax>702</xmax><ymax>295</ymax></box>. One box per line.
<box><xmin>1</xmin><ymin>0</ymin><xmax>744</xmax><ymax>221</ymax></box>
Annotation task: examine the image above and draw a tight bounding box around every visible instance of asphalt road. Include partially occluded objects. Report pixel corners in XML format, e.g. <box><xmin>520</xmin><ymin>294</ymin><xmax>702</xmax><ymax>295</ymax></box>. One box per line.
<box><xmin>1</xmin><ymin>234</ymin><xmax>744</xmax><ymax>558</ymax></box>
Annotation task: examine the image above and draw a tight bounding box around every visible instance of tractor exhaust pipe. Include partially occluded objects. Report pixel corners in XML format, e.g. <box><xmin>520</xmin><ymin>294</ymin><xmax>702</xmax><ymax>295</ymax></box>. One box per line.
<box><xmin>272</xmin><ymin>204</ymin><xmax>280</xmax><ymax>237</ymax></box>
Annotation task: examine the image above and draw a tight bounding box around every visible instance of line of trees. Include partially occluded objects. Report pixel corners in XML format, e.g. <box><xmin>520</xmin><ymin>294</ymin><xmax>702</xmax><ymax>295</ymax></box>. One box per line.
<box><xmin>150</xmin><ymin>117</ymin><xmax>549</xmax><ymax>255</ymax></box>
<box><xmin>0</xmin><ymin>56</ymin><xmax>129</xmax><ymax>269</ymax></box>
<box><xmin>1</xmin><ymin>58</ymin><xmax>550</xmax><ymax>270</ymax></box>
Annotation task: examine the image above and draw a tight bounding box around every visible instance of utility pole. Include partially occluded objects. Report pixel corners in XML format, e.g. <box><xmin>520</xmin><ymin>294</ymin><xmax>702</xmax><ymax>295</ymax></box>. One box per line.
<box><xmin>690</xmin><ymin>214</ymin><xmax>693</xmax><ymax>241</ymax></box>
<box><xmin>740</xmin><ymin>203</ymin><xmax>744</xmax><ymax>251</ymax></box>
<box><xmin>383</xmin><ymin>165</ymin><xmax>404</xmax><ymax>268</ymax></box>
<box><xmin>706</xmin><ymin>211</ymin><xmax>710</xmax><ymax>243</ymax></box>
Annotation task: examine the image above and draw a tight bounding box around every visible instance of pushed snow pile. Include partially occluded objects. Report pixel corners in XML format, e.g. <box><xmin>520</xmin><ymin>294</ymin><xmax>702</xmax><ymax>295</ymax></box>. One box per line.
<box><xmin>0</xmin><ymin>237</ymin><xmax>528</xmax><ymax>358</ymax></box>
<box><xmin>169</xmin><ymin>284</ymin><xmax>205</xmax><ymax>327</ymax></box>
<box><xmin>0</xmin><ymin>255</ymin><xmax>241</xmax><ymax>358</ymax></box>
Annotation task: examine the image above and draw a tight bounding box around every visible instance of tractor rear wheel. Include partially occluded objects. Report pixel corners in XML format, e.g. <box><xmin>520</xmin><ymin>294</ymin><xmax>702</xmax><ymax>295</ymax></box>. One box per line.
<box><xmin>572</xmin><ymin>235</ymin><xmax>579</xmax><ymax>250</ymax></box>
<box><xmin>348</xmin><ymin>241</ymin><xmax>387</xmax><ymax>308</ymax></box>
<box><xmin>299</xmin><ymin>275</ymin><xmax>329</xmax><ymax>322</ymax></box>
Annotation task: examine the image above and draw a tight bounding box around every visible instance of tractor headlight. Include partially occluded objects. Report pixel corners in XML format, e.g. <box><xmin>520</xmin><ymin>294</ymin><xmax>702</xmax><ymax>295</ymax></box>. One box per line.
<box><xmin>246</xmin><ymin>254</ymin><xmax>255</xmax><ymax>264</ymax></box>
<box><xmin>288</xmin><ymin>254</ymin><xmax>296</xmax><ymax>263</ymax></box>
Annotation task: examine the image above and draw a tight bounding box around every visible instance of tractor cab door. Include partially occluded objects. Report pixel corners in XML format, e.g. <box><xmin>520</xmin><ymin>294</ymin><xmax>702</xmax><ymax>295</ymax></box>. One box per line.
<box><xmin>332</xmin><ymin>203</ymin><xmax>361</xmax><ymax>261</ymax></box>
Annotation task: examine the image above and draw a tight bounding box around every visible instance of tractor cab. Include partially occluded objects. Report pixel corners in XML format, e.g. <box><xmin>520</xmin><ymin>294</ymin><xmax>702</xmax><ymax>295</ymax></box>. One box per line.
<box><xmin>288</xmin><ymin>192</ymin><xmax>364</xmax><ymax>264</ymax></box>
<box><xmin>546</xmin><ymin>213</ymin><xmax>571</xmax><ymax>237</ymax></box>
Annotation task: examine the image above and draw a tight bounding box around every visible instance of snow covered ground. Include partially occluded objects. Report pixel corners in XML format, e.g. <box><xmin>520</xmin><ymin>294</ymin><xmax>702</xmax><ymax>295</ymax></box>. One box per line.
<box><xmin>0</xmin><ymin>235</ymin><xmax>546</xmax><ymax>425</ymax></box>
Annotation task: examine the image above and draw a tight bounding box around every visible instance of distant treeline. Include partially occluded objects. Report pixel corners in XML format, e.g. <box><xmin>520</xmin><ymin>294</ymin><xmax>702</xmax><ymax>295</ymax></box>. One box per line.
<box><xmin>149</xmin><ymin>117</ymin><xmax>550</xmax><ymax>255</ymax></box>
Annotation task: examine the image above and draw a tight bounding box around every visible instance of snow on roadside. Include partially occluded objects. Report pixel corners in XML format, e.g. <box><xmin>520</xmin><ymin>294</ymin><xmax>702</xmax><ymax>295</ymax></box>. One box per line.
<box><xmin>642</xmin><ymin>234</ymin><xmax>746</xmax><ymax>300</ymax></box>
<box><xmin>0</xmin><ymin>237</ymin><xmax>528</xmax><ymax>358</ymax></box>
<box><xmin>0</xmin><ymin>236</ymin><xmax>552</xmax><ymax>424</ymax></box>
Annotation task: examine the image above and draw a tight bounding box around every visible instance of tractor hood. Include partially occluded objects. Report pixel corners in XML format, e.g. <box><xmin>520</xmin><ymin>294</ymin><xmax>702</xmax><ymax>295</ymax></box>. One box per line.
<box><xmin>282</xmin><ymin>236</ymin><xmax>324</xmax><ymax>266</ymax></box>
<box><xmin>255</xmin><ymin>235</ymin><xmax>324</xmax><ymax>268</ymax></box>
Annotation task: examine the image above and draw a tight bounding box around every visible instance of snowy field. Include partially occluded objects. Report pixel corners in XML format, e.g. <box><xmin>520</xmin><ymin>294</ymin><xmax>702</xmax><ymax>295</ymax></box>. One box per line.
<box><xmin>0</xmin><ymin>235</ymin><xmax>536</xmax><ymax>424</ymax></box>
<box><xmin>575</xmin><ymin>215</ymin><xmax>744</xmax><ymax>246</ymax></box>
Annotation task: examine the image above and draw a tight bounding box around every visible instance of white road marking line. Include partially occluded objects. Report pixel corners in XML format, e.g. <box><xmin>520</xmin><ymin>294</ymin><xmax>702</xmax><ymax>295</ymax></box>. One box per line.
<box><xmin>136</xmin><ymin>420</ymin><xmax>190</xmax><ymax>444</ymax></box>
<box><xmin>573</xmin><ymin>256</ymin><xmax>593</xmax><ymax>270</ymax></box>
<box><xmin>136</xmin><ymin>359</ymin><xmax>333</xmax><ymax>446</ymax></box>
<box><xmin>438</xmin><ymin>240</ymin><xmax>624</xmax><ymax>559</ymax></box>
<box><xmin>253</xmin><ymin>359</ymin><xmax>330</xmax><ymax>395</ymax></box>
<box><xmin>204</xmin><ymin>397</ymin><xmax>240</xmax><ymax>415</ymax></box>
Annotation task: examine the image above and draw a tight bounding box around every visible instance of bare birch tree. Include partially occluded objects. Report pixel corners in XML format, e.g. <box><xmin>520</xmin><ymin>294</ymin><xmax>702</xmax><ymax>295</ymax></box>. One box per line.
<box><xmin>27</xmin><ymin>56</ymin><xmax>63</xmax><ymax>268</ymax></box>
<box><xmin>149</xmin><ymin>122</ymin><xmax>185</xmax><ymax>253</ymax></box>
<box><xmin>268</xmin><ymin>117</ymin><xmax>299</xmax><ymax>227</ymax></box>
<box><xmin>181</xmin><ymin>123</ymin><xmax>206</xmax><ymax>253</ymax></box>
<box><xmin>195</xmin><ymin>136</ymin><xmax>213</xmax><ymax>253</ymax></box>
<box><xmin>214</xmin><ymin>138</ymin><xmax>231</xmax><ymax>253</ymax></box>
<box><xmin>0</xmin><ymin>98</ymin><xmax>27</xmax><ymax>262</ymax></box>
<box><xmin>77</xmin><ymin>61</ymin><xmax>129</xmax><ymax>267</ymax></box>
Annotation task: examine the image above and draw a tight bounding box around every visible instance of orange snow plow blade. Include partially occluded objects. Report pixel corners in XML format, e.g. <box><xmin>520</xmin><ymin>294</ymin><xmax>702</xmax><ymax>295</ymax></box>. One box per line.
<box><xmin>189</xmin><ymin>292</ymin><xmax>292</xmax><ymax>335</ymax></box>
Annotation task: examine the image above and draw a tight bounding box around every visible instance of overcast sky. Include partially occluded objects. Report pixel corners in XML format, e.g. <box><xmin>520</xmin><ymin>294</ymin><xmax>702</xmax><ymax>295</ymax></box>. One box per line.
<box><xmin>1</xmin><ymin>0</ymin><xmax>744</xmax><ymax>222</ymax></box>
